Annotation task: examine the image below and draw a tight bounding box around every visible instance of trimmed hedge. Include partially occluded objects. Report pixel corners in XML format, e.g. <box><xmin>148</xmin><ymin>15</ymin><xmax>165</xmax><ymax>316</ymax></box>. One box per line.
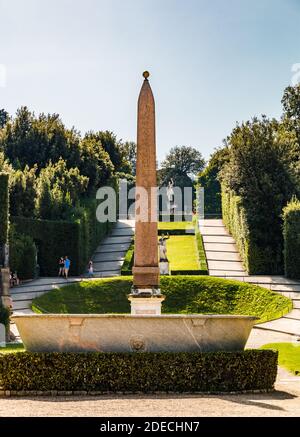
<box><xmin>283</xmin><ymin>198</ymin><xmax>300</xmax><ymax>279</ymax></box>
<box><xmin>0</xmin><ymin>350</ymin><xmax>278</xmax><ymax>393</ymax></box>
<box><xmin>0</xmin><ymin>173</ymin><xmax>9</xmax><ymax>246</ymax></box>
<box><xmin>9</xmin><ymin>227</ymin><xmax>37</xmax><ymax>280</ymax></box>
<box><xmin>121</xmin><ymin>240</ymin><xmax>134</xmax><ymax>276</ymax></box>
<box><xmin>222</xmin><ymin>186</ymin><xmax>282</xmax><ymax>275</ymax></box>
<box><xmin>12</xmin><ymin>199</ymin><xmax>113</xmax><ymax>276</ymax></box>
<box><xmin>0</xmin><ymin>305</ymin><xmax>9</xmax><ymax>330</ymax></box>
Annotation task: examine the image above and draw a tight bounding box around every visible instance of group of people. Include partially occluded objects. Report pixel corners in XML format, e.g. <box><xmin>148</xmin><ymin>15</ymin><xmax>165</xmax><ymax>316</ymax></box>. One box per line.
<box><xmin>58</xmin><ymin>256</ymin><xmax>71</xmax><ymax>279</ymax></box>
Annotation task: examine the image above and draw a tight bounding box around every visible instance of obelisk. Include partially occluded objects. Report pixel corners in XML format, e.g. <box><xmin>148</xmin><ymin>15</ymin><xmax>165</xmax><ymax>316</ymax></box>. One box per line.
<box><xmin>130</xmin><ymin>71</ymin><xmax>163</xmax><ymax>312</ymax></box>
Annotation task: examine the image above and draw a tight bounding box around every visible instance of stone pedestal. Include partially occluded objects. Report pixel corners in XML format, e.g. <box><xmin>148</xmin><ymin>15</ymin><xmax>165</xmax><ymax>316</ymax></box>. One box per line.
<box><xmin>159</xmin><ymin>261</ymin><xmax>170</xmax><ymax>275</ymax></box>
<box><xmin>128</xmin><ymin>291</ymin><xmax>165</xmax><ymax>315</ymax></box>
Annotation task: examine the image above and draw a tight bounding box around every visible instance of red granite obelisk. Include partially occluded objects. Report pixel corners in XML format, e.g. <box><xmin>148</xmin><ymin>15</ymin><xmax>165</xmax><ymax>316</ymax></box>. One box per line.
<box><xmin>132</xmin><ymin>71</ymin><xmax>160</xmax><ymax>292</ymax></box>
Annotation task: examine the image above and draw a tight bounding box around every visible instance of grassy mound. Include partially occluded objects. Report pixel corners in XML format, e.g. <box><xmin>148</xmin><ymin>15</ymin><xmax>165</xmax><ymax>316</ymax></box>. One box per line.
<box><xmin>32</xmin><ymin>276</ymin><xmax>292</xmax><ymax>324</ymax></box>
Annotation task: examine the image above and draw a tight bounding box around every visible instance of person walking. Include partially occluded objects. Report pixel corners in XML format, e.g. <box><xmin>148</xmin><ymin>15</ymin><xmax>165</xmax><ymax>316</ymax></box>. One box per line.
<box><xmin>88</xmin><ymin>260</ymin><xmax>94</xmax><ymax>278</ymax></box>
<box><xmin>58</xmin><ymin>257</ymin><xmax>64</xmax><ymax>277</ymax></box>
<box><xmin>64</xmin><ymin>256</ymin><xmax>71</xmax><ymax>279</ymax></box>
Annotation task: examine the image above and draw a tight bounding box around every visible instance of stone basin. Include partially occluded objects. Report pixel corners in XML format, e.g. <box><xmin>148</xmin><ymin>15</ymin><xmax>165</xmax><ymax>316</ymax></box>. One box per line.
<box><xmin>12</xmin><ymin>314</ymin><xmax>258</xmax><ymax>353</ymax></box>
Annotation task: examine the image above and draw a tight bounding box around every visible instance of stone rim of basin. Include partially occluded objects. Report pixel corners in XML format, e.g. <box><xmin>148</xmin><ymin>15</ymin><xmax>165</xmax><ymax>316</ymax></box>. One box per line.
<box><xmin>12</xmin><ymin>314</ymin><xmax>259</xmax><ymax>320</ymax></box>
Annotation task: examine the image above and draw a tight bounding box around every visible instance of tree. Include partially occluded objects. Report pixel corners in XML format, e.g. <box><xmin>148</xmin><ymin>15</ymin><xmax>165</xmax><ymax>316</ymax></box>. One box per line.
<box><xmin>84</xmin><ymin>131</ymin><xmax>125</xmax><ymax>172</ymax></box>
<box><xmin>219</xmin><ymin>116</ymin><xmax>300</xmax><ymax>272</ymax></box>
<box><xmin>0</xmin><ymin>109</ymin><xmax>8</xmax><ymax>129</ymax></box>
<box><xmin>9</xmin><ymin>166</ymin><xmax>37</xmax><ymax>217</ymax></box>
<box><xmin>159</xmin><ymin>146</ymin><xmax>205</xmax><ymax>186</ymax></box>
<box><xmin>36</xmin><ymin>159</ymin><xmax>88</xmax><ymax>220</ymax></box>
<box><xmin>0</xmin><ymin>107</ymin><xmax>81</xmax><ymax>170</ymax></box>
<box><xmin>79</xmin><ymin>137</ymin><xmax>114</xmax><ymax>192</ymax></box>
<box><xmin>120</xmin><ymin>141</ymin><xmax>136</xmax><ymax>175</ymax></box>
<box><xmin>282</xmin><ymin>83</ymin><xmax>300</xmax><ymax>119</ymax></box>
<box><xmin>198</xmin><ymin>147</ymin><xmax>229</xmax><ymax>217</ymax></box>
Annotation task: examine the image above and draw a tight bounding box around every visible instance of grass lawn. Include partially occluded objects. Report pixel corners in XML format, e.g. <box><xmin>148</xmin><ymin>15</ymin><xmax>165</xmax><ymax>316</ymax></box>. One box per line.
<box><xmin>0</xmin><ymin>343</ymin><xmax>25</xmax><ymax>354</ymax></box>
<box><xmin>261</xmin><ymin>343</ymin><xmax>300</xmax><ymax>375</ymax></box>
<box><xmin>32</xmin><ymin>276</ymin><xmax>292</xmax><ymax>324</ymax></box>
<box><xmin>167</xmin><ymin>235</ymin><xmax>199</xmax><ymax>270</ymax></box>
<box><xmin>158</xmin><ymin>221</ymin><xmax>194</xmax><ymax>231</ymax></box>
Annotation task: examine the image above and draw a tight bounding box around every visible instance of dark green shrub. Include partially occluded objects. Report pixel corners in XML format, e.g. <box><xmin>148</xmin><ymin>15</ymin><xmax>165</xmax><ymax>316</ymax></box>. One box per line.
<box><xmin>0</xmin><ymin>173</ymin><xmax>9</xmax><ymax>246</ymax></box>
<box><xmin>222</xmin><ymin>187</ymin><xmax>283</xmax><ymax>274</ymax></box>
<box><xmin>0</xmin><ymin>305</ymin><xmax>10</xmax><ymax>329</ymax></box>
<box><xmin>120</xmin><ymin>241</ymin><xmax>134</xmax><ymax>275</ymax></box>
<box><xmin>9</xmin><ymin>227</ymin><xmax>37</xmax><ymax>279</ymax></box>
<box><xmin>283</xmin><ymin>198</ymin><xmax>300</xmax><ymax>279</ymax></box>
<box><xmin>0</xmin><ymin>350</ymin><xmax>278</xmax><ymax>393</ymax></box>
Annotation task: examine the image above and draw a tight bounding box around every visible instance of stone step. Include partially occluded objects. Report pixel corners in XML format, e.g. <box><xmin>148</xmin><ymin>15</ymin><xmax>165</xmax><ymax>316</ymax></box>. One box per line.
<box><xmin>203</xmin><ymin>243</ymin><xmax>238</xmax><ymax>252</ymax></box>
<box><xmin>205</xmin><ymin>251</ymin><xmax>241</xmax><ymax>261</ymax></box>
<box><xmin>202</xmin><ymin>235</ymin><xmax>236</xmax><ymax>244</ymax></box>
<box><xmin>93</xmin><ymin>252</ymin><xmax>126</xmax><ymax>262</ymax></box>
<box><xmin>93</xmin><ymin>260</ymin><xmax>123</xmax><ymax>271</ymax></box>
<box><xmin>256</xmin><ymin>318</ymin><xmax>300</xmax><ymax>336</ymax></box>
<box><xmin>207</xmin><ymin>260</ymin><xmax>245</xmax><ymax>271</ymax></box>
<box><xmin>275</xmin><ymin>291</ymin><xmax>300</xmax><ymax>300</ymax></box>
<box><xmin>294</xmin><ymin>301</ymin><xmax>300</xmax><ymax>309</ymax></box>
<box><xmin>111</xmin><ymin>229</ymin><xmax>134</xmax><ymax>237</ymax></box>
<box><xmin>10</xmin><ymin>279</ymin><xmax>80</xmax><ymax>294</ymax></box>
<box><xmin>12</xmin><ymin>291</ymin><xmax>50</xmax><ymax>301</ymax></box>
<box><xmin>199</xmin><ymin>219</ymin><xmax>224</xmax><ymax>227</ymax></box>
<box><xmin>94</xmin><ymin>243</ymin><xmax>132</xmax><ymax>253</ymax></box>
<box><xmin>283</xmin><ymin>309</ymin><xmax>300</xmax><ymax>320</ymax></box>
<box><xmin>200</xmin><ymin>226</ymin><xmax>229</xmax><ymax>236</ymax></box>
<box><xmin>12</xmin><ymin>300</ymin><xmax>32</xmax><ymax>310</ymax></box>
<box><xmin>101</xmin><ymin>236</ymin><xmax>132</xmax><ymax>245</ymax></box>
<box><xmin>209</xmin><ymin>271</ymin><xmax>248</xmax><ymax>277</ymax></box>
<box><xmin>271</xmin><ymin>284</ymin><xmax>300</xmax><ymax>292</ymax></box>
<box><xmin>93</xmin><ymin>271</ymin><xmax>121</xmax><ymax>278</ymax></box>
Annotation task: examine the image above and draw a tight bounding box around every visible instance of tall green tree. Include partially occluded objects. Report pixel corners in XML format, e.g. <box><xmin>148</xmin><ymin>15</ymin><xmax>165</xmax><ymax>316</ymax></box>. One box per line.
<box><xmin>9</xmin><ymin>166</ymin><xmax>37</xmax><ymax>217</ymax></box>
<box><xmin>159</xmin><ymin>146</ymin><xmax>205</xmax><ymax>187</ymax></box>
<box><xmin>0</xmin><ymin>109</ymin><xmax>8</xmax><ymax>129</ymax></box>
<box><xmin>79</xmin><ymin>137</ymin><xmax>114</xmax><ymax>192</ymax></box>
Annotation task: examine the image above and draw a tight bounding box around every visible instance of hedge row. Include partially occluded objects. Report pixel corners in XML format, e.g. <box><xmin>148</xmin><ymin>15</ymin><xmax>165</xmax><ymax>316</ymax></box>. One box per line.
<box><xmin>222</xmin><ymin>187</ymin><xmax>282</xmax><ymax>275</ymax></box>
<box><xmin>283</xmin><ymin>198</ymin><xmax>300</xmax><ymax>279</ymax></box>
<box><xmin>0</xmin><ymin>350</ymin><xmax>278</xmax><ymax>392</ymax></box>
<box><xmin>12</xmin><ymin>199</ymin><xmax>113</xmax><ymax>276</ymax></box>
<box><xmin>9</xmin><ymin>227</ymin><xmax>37</xmax><ymax>280</ymax></box>
<box><xmin>0</xmin><ymin>173</ymin><xmax>9</xmax><ymax>247</ymax></box>
<box><xmin>0</xmin><ymin>305</ymin><xmax>9</xmax><ymax>330</ymax></box>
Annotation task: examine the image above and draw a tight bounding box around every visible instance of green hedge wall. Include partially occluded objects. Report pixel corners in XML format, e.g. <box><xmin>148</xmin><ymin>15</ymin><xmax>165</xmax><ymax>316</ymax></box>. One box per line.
<box><xmin>12</xmin><ymin>200</ymin><xmax>113</xmax><ymax>276</ymax></box>
<box><xmin>222</xmin><ymin>186</ymin><xmax>283</xmax><ymax>275</ymax></box>
<box><xmin>0</xmin><ymin>305</ymin><xmax>10</xmax><ymax>330</ymax></box>
<box><xmin>283</xmin><ymin>198</ymin><xmax>300</xmax><ymax>279</ymax></box>
<box><xmin>0</xmin><ymin>173</ymin><xmax>9</xmax><ymax>246</ymax></box>
<box><xmin>0</xmin><ymin>350</ymin><xmax>277</xmax><ymax>393</ymax></box>
<box><xmin>9</xmin><ymin>230</ymin><xmax>37</xmax><ymax>280</ymax></box>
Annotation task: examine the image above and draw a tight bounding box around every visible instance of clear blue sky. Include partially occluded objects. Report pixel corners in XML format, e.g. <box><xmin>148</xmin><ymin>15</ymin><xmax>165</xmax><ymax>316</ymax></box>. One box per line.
<box><xmin>0</xmin><ymin>0</ymin><xmax>300</xmax><ymax>162</ymax></box>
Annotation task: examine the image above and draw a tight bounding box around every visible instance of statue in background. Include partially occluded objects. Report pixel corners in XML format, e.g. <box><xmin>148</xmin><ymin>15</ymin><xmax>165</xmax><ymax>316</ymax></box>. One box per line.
<box><xmin>158</xmin><ymin>233</ymin><xmax>170</xmax><ymax>262</ymax></box>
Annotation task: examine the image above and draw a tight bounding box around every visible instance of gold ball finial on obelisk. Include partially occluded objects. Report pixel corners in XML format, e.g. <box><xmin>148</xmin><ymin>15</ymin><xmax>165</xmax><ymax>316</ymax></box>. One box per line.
<box><xmin>143</xmin><ymin>71</ymin><xmax>150</xmax><ymax>80</ymax></box>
